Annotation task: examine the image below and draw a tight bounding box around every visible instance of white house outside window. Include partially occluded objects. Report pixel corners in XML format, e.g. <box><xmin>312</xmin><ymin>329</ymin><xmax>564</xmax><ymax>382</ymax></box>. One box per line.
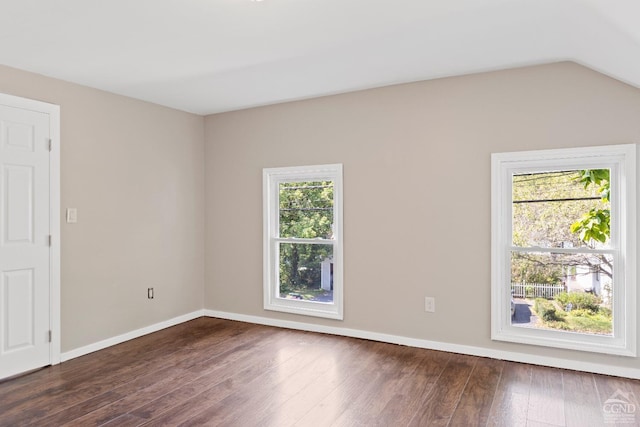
<box><xmin>263</xmin><ymin>164</ymin><xmax>343</xmax><ymax>319</ymax></box>
<box><xmin>491</xmin><ymin>144</ymin><xmax>636</xmax><ymax>356</ymax></box>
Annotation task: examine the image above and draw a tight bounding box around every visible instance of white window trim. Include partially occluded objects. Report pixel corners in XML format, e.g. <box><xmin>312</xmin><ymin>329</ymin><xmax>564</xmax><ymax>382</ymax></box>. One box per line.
<box><xmin>491</xmin><ymin>144</ymin><xmax>636</xmax><ymax>356</ymax></box>
<box><xmin>263</xmin><ymin>164</ymin><xmax>344</xmax><ymax>320</ymax></box>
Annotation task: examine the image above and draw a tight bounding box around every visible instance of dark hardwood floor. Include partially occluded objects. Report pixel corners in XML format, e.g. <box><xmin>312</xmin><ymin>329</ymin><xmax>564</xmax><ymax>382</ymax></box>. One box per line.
<box><xmin>1</xmin><ymin>317</ymin><xmax>638</xmax><ymax>426</ymax></box>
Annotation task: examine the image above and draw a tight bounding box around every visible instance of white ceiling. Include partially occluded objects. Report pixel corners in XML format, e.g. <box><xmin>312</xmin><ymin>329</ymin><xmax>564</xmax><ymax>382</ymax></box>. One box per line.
<box><xmin>1</xmin><ymin>0</ymin><xmax>639</xmax><ymax>115</ymax></box>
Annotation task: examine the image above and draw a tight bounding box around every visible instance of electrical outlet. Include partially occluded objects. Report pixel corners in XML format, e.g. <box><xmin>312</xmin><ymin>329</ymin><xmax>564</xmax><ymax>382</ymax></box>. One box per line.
<box><xmin>148</xmin><ymin>287</ymin><xmax>154</xmax><ymax>299</ymax></box>
<box><xmin>424</xmin><ymin>297</ymin><xmax>435</xmax><ymax>313</ymax></box>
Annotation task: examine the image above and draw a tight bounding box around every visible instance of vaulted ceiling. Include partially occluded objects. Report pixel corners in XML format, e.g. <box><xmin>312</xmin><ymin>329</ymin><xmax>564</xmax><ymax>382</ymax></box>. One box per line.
<box><xmin>1</xmin><ymin>0</ymin><xmax>638</xmax><ymax>115</ymax></box>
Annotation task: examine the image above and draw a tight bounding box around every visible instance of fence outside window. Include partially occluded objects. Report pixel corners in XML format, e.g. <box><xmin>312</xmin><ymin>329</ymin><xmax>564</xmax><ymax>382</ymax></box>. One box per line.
<box><xmin>511</xmin><ymin>283</ymin><xmax>565</xmax><ymax>299</ymax></box>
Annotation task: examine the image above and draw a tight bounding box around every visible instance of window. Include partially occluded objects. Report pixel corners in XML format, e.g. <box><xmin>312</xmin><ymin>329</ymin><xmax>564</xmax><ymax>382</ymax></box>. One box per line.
<box><xmin>491</xmin><ymin>144</ymin><xmax>636</xmax><ymax>356</ymax></box>
<box><xmin>263</xmin><ymin>164</ymin><xmax>343</xmax><ymax>319</ymax></box>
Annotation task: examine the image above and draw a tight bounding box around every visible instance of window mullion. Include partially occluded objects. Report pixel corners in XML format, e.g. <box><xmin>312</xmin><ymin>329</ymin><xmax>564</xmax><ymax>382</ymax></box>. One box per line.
<box><xmin>275</xmin><ymin>237</ymin><xmax>334</xmax><ymax>244</ymax></box>
<box><xmin>509</xmin><ymin>246</ymin><xmax>616</xmax><ymax>255</ymax></box>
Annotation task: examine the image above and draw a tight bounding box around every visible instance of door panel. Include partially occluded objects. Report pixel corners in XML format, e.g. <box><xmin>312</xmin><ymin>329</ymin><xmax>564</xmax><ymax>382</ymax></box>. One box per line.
<box><xmin>0</xmin><ymin>104</ymin><xmax>50</xmax><ymax>379</ymax></box>
<box><xmin>3</xmin><ymin>120</ymin><xmax>35</xmax><ymax>152</ymax></box>
<box><xmin>4</xmin><ymin>165</ymin><xmax>34</xmax><ymax>243</ymax></box>
<box><xmin>2</xmin><ymin>269</ymin><xmax>35</xmax><ymax>352</ymax></box>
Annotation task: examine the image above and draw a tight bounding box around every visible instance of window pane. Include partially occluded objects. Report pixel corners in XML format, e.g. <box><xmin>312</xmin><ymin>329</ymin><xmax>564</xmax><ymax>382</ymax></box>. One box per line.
<box><xmin>278</xmin><ymin>242</ymin><xmax>334</xmax><ymax>303</ymax></box>
<box><xmin>512</xmin><ymin>170</ymin><xmax>611</xmax><ymax>249</ymax></box>
<box><xmin>510</xmin><ymin>251</ymin><xmax>613</xmax><ymax>336</ymax></box>
<box><xmin>279</xmin><ymin>181</ymin><xmax>334</xmax><ymax>239</ymax></box>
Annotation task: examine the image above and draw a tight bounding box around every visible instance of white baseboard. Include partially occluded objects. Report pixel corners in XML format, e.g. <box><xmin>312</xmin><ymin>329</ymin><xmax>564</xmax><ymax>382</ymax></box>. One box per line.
<box><xmin>60</xmin><ymin>310</ymin><xmax>205</xmax><ymax>362</ymax></box>
<box><xmin>59</xmin><ymin>307</ymin><xmax>640</xmax><ymax>379</ymax></box>
<box><xmin>204</xmin><ymin>309</ymin><xmax>640</xmax><ymax>379</ymax></box>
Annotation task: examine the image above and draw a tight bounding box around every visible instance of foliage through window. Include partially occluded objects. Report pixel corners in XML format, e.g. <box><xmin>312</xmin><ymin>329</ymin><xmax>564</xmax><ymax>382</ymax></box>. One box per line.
<box><xmin>263</xmin><ymin>164</ymin><xmax>343</xmax><ymax>319</ymax></box>
<box><xmin>492</xmin><ymin>145</ymin><xmax>636</xmax><ymax>356</ymax></box>
<box><xmin>511</xmin><ymin>169</ymin><xmax>613</xmax><ymax>335</ymax></box>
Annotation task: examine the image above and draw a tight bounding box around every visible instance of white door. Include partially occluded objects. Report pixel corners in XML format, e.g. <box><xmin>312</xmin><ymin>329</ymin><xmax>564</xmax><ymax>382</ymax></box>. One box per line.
<box><xmin>0</xmin><ymin>102</ymin><xmax>52</xmax><ymax>379</ymax></box>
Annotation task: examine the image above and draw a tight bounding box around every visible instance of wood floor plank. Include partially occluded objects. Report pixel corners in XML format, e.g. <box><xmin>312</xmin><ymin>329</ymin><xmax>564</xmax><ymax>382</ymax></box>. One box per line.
<box><xmin>239</xmin><ymin>336</ymin><xmax>372</xmax><ymax>427</ymax></box>
<box><xmin>164</xmin><ymin>333</ymin><xmax>347</xmax><ymax>426</ymax></box>
<box><xmin>486</xmin><ymin>361</ymin><xmax>532</xmax><ymax>426</ymax></box>
<box><xmin>53</xmin><ymin>321</ymin><xmax>253</xmax><ymax>426</ymax></box>
<box><xmin>137</xmin><ymin>329</ymin><xmax>326</xmax><ymax>426</ymax></box>
<box><xmin>0</xmin><ymin>318</ymin><xmax>216</xmax><ymax>403</ymax></box>
<box><xmin>58</xmin><ymin>367</ymin><xmax>199</xmax><ymax>427</ymax></box>
<box><xmin>527</xmin><ymin>365</ymin><xmax>565</xmax><ymax>426</ymax></box>
<box><xmin>37</xmin><ymin>390</ymin><xmax>127</xmax><ymax>427</ymax></box>
<box><xmin>562</xmin><ymin>371</ymin><xmax>605</xmax><ymax>427</ymax></box>
<box><xmin>0</xmin><ymin>318</ymin><xmax>247</xmax><ymax>425</ymax></box>
<box><xmin>448</xmin><ymin>357</ymin><xmax>504</xmax><ymax>426</ymax></box>
<box><xmin>291</xmin><ymin>340</ymin><xmax>424</xmax><ymax>427</ymax></box>
<box><xmin>1</xmin><ymin>317</ymin><xmax>639</xmax><ymax>427</ymax></box>
<box><xmin>331</xmin><ymin>345</ymin><xmax>439</xmax><ymax>427</ymax></box>
<box><xmin>593</xmin><ymin>373</ymin><xmax>640</xmax><ymax>426</ymax></box>
<box><xmin>62</xmin><ymin>325</ymin><xmax>282</xmax><ymax>426</ymax></box>
<box><xmin>256</xmin><ymin>339</ymin><xmax>372</xmax><ymax>427</ymax></box>
<box><xmin>526</xmin><ymin>420</ymin><xmax>566</xmax><ymax>427</ymax></box>
<box><xmin>407</xmin><ymin>353</ymin><xmax>479</xmax><ymax>427</ymax></box>
<box><xmin>128</xmin><ymin>330</ymin><xmax>302</xmax><ymax>421</ymax></box>
<box><xmin>373</xmin><ymin>349</ymin><xmax>452</xmax><ymax>426</ymax></box>
<box><xmin>0</xmin><ymin>318</ymin><xmax>212</xmax><ymax>406</ymax></box>
<box><xmin>100</xmin><ymin>413</ymin><xmax>147</xmax><ymax>427</ymax></box>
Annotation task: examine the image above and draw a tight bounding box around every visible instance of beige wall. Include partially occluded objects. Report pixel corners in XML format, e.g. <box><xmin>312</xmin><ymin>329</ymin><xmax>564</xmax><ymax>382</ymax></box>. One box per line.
<box><xmin>0</xmin><ymin>65</ymin><xmax>205</xmax><ymax>352</ymax></box>
<box><xmin>2</xmin><ymin>60</ymin><xmax>639</xmax><ymax>369</ymax></box>
<box><xmin>204</xmin><ymin>62</ymin><xmax>640</xmax><ymax>370</ymax></box>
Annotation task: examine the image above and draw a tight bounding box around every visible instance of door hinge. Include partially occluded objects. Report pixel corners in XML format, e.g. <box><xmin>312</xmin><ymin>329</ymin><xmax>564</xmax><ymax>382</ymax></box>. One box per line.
<box><xmin>48</xmin><ymin>330</ymin><xmax>52</xmax><ymax>342</ymax></box>
<box><xmin>48</xmin><ymin>235</ymin><xmax>52</xmax><ymax>246</ymax></box>
<box><xmin>48</xmin><ymin>138</ymin><xmax>52</xmax><ymax>152</ymax></box>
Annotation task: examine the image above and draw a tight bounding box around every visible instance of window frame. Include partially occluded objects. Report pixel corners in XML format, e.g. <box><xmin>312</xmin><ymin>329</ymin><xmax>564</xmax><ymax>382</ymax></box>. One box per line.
<box><xmin>263</xmin><ymin>163</ymin><xmax>344</xmax><ymax>320</ymax></box>
<box><xmin>491</xmin><ymin>144</ymin><xmax>636</xmax><ymax>356</ymax></box>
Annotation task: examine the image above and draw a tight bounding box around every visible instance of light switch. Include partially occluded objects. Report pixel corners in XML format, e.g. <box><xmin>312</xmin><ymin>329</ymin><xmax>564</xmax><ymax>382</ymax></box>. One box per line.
<box><xmin>66</xmin><ymin>208</ymin><xmax>78</xmax><ymax>223</ymax></box>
